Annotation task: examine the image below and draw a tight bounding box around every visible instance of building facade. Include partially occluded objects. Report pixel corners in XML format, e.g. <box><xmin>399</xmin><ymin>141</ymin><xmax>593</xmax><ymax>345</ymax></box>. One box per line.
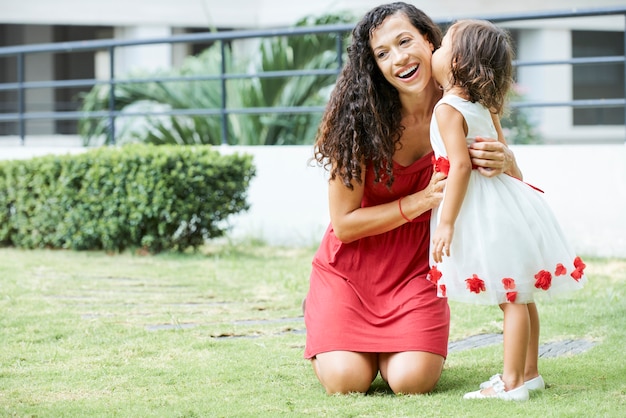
<box><xmin>1</xmin><ymin>0</ymin><xmax>625</xmax><ymax>143</ymax></box>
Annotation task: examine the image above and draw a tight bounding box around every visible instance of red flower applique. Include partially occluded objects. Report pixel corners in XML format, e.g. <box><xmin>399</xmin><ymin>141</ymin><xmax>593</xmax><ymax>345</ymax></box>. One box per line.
<box><xmin>574</xmin><ymin>256</ymin><xmax>586</xmax><ymax>269</ymax></box>
<box><xmin>439</xmin><ymin>284</ymin><xmax>447</xmax><ymax>297</ymax></box>
<box><xmin>506</xmin><ymin>291</ymin><xmax>518</xmax><ymax>303</ymax></box>
<box><xmin>555</xmin><ymin>263</ymin><xmax>567</xmax><ymax>276</ymax></box>
<box><xmin>571</xmin><ymin>256</ymin><xmax>586</xmax><ymax>281</ymax></box>
<box><xmin>428</xmin><ymin>265</ymin><xmax>443</xmax><ymax>285</ymax></box>
<box><xmin>502</xmin><ymin>278</ymin><xmax>516</xmax><ymax>290</ymax></box>
<box><xmin>432</xmin><ymin>156</ymin><xmax>450</xmax><ymax>175</ymax></box>
<box><xmin>534</xmin><ymin>270</ymin><xmax>552</xmax><ymax>290</ymax></box>
<box><xmin>466</xmin><ymin>274</ymin><xmax>486</xmax><ymax>294</ymax></box>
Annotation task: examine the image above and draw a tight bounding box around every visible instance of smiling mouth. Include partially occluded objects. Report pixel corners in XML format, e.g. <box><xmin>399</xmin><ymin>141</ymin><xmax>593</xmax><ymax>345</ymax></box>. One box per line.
<box><xmin>398</xmin><ymin>65</ymin><xmax>418</xmax><ymax>79</ymax></box>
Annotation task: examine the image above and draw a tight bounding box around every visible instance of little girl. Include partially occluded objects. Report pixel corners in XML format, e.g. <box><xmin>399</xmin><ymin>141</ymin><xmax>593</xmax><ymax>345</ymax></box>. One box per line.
<box><xmin>428</xmin><ymin>19</ymin><xmax>587</xmax><ymax>401</ymax></box>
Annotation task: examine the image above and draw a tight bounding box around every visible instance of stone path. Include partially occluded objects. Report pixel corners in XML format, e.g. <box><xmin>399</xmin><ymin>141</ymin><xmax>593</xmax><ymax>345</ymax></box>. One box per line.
<box><xmin>448</xmin><ymin>332</ymin><xmax>596</xmax><ymax>357</ymax></box>
<box><xmin>537</xmin><ymin>338</ymin><xmax>597</xmax><ymax>358</ymax></box>
<box><xmin>146</xmin><ymin>316</ymin><xmax>596</xmax><ymax>358</ymax></box>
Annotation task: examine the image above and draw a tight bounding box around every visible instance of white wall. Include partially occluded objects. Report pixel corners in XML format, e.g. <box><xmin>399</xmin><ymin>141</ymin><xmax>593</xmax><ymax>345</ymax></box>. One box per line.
<box><xmin>517</xmin><ymin>29</ymin><xmax>574</xmax><ymax>142</ymax></box>
<box><xmin>3</xmin><ymin>0</ymin><xmax>626</xmax><ymax>28</ymax></box>
<box><xmin>113</xmin><ymin>26</ymin><xmax>173</xmax><ymax>75</ymax></box>
<box><xmin>216</xmin><ymin>145</ymin><xmax>330</xmax><ymax>246</ymax></box>
<box><xmin>1</xmin><ymin>142</ymin><xmax>624</xmax><ymax>258</ymax></box>
<box><xmin>511</xmin><ymin>144</ymin><xmax>626</xmax><ymax>258</ymax></box>
<box><xmin>222</xmin><ymin>145</ymin><xmax>626</xmax><ymax>258</ymax></box>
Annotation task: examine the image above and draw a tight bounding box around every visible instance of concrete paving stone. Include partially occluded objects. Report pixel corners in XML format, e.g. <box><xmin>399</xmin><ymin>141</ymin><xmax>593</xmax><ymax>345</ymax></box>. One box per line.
<box><xmin>448</xmin><ymin>333</ymin><xmax>503</xmax><ymax>352</ymax></box>
<box><xmin>448</xmin><ymin>333</ymin><xmax>596</xmax><ymax>357</ymax></box>
<box><xmin>538</xmin><ymin>339</ymin><xmax>597</xmax><ymax>358</ymax></box>
<box><xmin>142</xmin><ymin>317</ymin><xmax>596</xmax><ymax>358</ymax></box>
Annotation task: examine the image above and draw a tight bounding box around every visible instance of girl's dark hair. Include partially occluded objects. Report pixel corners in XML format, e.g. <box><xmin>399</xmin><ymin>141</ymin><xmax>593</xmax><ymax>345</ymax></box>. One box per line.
<box><xmin>313</xmin><ymin>2</ymin><xmax>442</xmax><ymax>189</ymax></box>
<box><xmin>449</xmin><ymin>19</ymin><xmax>514</xmax><ymax>114</ymax></box>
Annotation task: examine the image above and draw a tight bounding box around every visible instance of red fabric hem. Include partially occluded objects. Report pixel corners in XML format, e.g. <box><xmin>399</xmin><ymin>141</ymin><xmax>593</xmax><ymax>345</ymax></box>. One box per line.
<box><xmin>304</xmin><ymin>345</ymin><xmax>448</xmax><ymax>360</ymax></box>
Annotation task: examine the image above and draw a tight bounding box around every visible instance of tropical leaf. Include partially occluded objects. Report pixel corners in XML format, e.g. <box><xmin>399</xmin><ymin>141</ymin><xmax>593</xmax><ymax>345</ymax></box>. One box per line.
<box><xmin>78</xmin><ymin>12</ymin><xmax>356</xmax><ymax>146</ymax></box>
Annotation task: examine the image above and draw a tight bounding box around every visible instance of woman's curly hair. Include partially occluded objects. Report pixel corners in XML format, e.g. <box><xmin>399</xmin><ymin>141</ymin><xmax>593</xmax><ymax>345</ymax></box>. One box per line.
<box><xmin>313</xmin><ymin>2</ymin><xmax>442</xmax><ymax>189</ymax></box>
<box><xmin>448</xmin><ymin>19</ymin><xmax>514</xmax><ymax>114</ymax></box>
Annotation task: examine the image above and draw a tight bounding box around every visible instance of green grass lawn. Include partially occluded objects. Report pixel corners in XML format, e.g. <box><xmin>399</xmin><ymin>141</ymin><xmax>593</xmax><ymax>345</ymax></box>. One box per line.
<box><xmin>0</xmin><ymin>244</ymin><xmax>624</xmax><ymax>417</ymax></box>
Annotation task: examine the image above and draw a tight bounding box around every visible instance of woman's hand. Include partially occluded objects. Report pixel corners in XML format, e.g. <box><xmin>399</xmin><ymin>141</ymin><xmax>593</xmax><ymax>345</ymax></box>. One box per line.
<box><xmin>422</xmin><ymin>170</ymin><xmax>447</xmax><ymax>210</ymax></box>
<box><xmin>469</xmin><ymin>137</ymin><xmax>521</xmax><ymax>179</ymax></box>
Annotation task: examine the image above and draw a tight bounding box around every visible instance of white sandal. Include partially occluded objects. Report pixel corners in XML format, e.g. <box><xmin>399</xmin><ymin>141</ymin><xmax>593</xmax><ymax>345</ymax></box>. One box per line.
<box><xmin>479</xmin><ymin>373</ymin><xmax>545</xmax><ymax>391</ymax></box>
<box><xmin>464</xmin><ymin>375</ymin><xmax>529</xmax><ymax>401</ymax></box>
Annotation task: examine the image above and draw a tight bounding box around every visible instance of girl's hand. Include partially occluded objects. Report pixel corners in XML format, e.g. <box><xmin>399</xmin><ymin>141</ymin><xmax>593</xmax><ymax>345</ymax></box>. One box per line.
<box><xmin>432</xmin><ymin>223</ymin><xmax>453</xmax><ymax>263</ymax></box>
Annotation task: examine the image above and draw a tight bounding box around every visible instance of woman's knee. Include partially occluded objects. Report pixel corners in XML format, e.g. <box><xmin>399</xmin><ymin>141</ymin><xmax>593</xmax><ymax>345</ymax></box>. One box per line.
<box><xmin>312</xmin><ymin>351</ymin><xmax>377</xmax><ymax>394</ymax></box>
<box><xmin>388</xmin><ymin>371</ymin><xmax>440</xmax><ymax>394</ymax></box>
<box><xmin>380</xmin><ymin>351</ymin><xmax>444</xmax><ymax>394</ymax></box>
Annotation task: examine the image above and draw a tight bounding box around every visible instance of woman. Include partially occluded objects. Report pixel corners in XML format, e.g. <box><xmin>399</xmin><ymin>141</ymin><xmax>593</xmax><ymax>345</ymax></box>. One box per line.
<box><xmin>304</xmin><ymin>2</ymin><xmax>522</xmax><ymax>395</ymax></box>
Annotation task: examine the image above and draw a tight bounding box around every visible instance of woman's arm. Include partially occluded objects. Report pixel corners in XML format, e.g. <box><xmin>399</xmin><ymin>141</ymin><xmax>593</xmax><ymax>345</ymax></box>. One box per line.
<box><xmin>469</xmin><ymin>113</ymin><xmax>523</xmax><ymax>180</ymax></box>
<box><xmin>431</xmin><ymin>104</ymin><xmax>472</xmax><ymax>263</ymax></box>
<box><xmin>328</xmin><ymin>163</ymin><xmax>445</xmax><ymax>243</ymax></box>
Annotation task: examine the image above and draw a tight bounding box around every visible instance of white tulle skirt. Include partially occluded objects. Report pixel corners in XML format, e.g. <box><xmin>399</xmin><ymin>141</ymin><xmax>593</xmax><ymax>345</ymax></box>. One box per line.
<box><xmin>428</xmin><ymin>172</ymin><xmax>586</xmax><ymax>305</ymax></box>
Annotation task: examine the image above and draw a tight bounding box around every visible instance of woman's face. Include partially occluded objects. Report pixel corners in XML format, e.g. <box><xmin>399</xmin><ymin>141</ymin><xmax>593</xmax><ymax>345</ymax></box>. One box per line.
<box><xmin>431</xmin><ymin>27</ymin><xmax>455</xmax><ymax>90</ymax></box>
<box><xmin>370</xmin><ymin>13</ymin><xmax>435</xmax><ymax>96</ymax></box>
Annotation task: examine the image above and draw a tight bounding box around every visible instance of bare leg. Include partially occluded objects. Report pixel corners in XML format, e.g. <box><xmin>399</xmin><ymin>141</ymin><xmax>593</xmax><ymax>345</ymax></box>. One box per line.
<box><xmin>479</xmin><ymin>303</ymin><xmax>529</xmax><ymax>395</ymax></box>
<box><xmin>378</xmin><ymin>351</ymin><xmax>445</xmax><ymax>394</ymax></box>
<box><xmin>312</xmin><ymin>351</ymin><xmax>378</xmax><ymax>394</ymax></box>
<box><xmin>500</xmin><ymin>303</ymin><xmax>529</xmax><ymax>391</ymax></box>
<box><xmin>524</xmin><ymin>303</ymin><xmax>540</xmax><ymax>381</ymax></box>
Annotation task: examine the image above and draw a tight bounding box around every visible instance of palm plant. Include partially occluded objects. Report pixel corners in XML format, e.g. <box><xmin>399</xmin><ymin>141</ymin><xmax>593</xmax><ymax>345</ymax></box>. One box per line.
<box><xmin>78</xmin><ymin>14</ymin><xmax>354</xmax><ymax>146</ymax></box>
<box><xmin>79</xmin><ymin>45</ymin><xmax>230</xmax><ymax>146</ymax></box>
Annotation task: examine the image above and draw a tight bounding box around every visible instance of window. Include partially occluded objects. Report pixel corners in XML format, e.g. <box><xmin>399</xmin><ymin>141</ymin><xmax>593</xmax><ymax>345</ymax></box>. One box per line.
<box><xmin>572</xmin><ymin>30</ymin><xmax>624</xmax><ymax>125</ymax></box>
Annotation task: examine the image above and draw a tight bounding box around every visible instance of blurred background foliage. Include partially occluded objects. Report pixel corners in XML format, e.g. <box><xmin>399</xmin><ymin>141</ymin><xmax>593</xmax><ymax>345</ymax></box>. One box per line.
<box><xmin>79</xmin><ymin>14</ymin><xmax>354</xmax><ymax>146</ymax></box>
<box><xmin>78</xmin><ymin>13</ymin><xmax>541</xmax><ymax>146</ymax></box>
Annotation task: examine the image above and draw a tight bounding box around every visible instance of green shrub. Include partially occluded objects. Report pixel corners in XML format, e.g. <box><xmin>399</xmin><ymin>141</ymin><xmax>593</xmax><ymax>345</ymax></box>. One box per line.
<box><xmin>0</xmin><ymin>144</ymin><xmax>255</xmax><ymax>253</ymax></box>
<box><xmin>0</xmin><ymin>164</ymin><xmax>12</xmax><ymax>246</ymax></box>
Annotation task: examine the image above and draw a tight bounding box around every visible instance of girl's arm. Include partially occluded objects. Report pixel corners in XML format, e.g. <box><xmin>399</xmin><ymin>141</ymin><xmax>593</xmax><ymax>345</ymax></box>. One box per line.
<box><xmin>328</xmin><ymin>163</ymin><xmax>446</xmax><ymax>243</ymax></box>
<box><xmin>431</xmin><ymin>104</ymin><xmax>472</xmax><ymax>263</ymax></box>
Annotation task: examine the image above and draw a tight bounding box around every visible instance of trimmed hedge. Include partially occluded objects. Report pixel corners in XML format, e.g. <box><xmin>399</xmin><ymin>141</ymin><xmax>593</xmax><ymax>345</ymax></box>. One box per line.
<box><xmin>0</xmin><ymin>144</ymin><xmax>255</xmax><ymax>253</ymax></box>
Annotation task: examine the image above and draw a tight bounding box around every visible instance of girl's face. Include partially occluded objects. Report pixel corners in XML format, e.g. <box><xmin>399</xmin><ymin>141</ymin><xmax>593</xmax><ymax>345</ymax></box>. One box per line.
<box><xmin>370</xmin><ymin>13</ymin><xmax>435</xmax><ymax>96</ymax></box>
<box><xmin>431</xmin><ymin>27</ymin><xmax>455</xmax><ymax>90</ymax></box>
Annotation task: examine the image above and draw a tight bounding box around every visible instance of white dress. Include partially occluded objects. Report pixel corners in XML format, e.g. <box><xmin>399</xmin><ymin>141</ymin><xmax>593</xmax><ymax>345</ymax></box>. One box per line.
<box><xmin>428</xmin><ymin>94</ymin><xmax>586</xmax><ymax>305</ymax></box>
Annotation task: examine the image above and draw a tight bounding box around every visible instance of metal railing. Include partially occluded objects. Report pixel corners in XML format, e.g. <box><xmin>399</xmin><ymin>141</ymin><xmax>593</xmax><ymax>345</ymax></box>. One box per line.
<box><xmin>0</xmin><ymin>6</ymin><xmax>624</xmax><ymax>145</ymax></box>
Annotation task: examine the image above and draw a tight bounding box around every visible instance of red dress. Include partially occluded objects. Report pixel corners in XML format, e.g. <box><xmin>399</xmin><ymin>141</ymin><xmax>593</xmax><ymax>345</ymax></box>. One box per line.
<box><xmin>304</xmin><ymin>151</ymin><xmax>450</xmax><ymax>359</ymax></box>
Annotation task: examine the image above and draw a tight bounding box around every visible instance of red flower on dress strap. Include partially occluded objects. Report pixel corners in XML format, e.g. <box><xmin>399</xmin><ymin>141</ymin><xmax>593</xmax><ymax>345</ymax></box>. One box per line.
<box><xmin>428</xmin><ymin>265</ymin><xmax>443</xmax><ymax>285</ymax></box>
<box><xmin>555</xmin><ymin>263</ymin><xmax>567</xmax><ymax>276</ymax></box>
<box><xmin>571</xmin><ymin>256</ymin><xmax>586</xmax><ymax>281</ymax></box>
<box><xmin>534</xmin><ymin>270</ymin><xmax>552</xmax><ymax>290</ymax></box>
<box><xmin>465</xmin><ymin>274</ymin><xmax>486</xmax><ymax>294</ymax></box>
<box><xmin>506</xmin><ymin>291</ymin><xmax>518</xmax><ymax>303</ymax></box>
<box><xmin>502</xmin><ymin>278</ymin><xmax>516</xmax><ymax>290</ymax></box>
<box><xmin>439</xmin><ymin>284</ymin><xmax>447</xmax><ymax>297</ymax></box>
<box><xmin>432</xmin><ymin>156</ymin><xmax>450</xmax><ymax>175</ymax></box>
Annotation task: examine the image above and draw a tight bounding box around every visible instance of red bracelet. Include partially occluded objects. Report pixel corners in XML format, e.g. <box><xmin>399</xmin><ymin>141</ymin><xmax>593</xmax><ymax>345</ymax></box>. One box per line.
<box><xmin>398</xmin><ymin>197</ymin><xmax>412</xmax><ymax>223</ymax></box>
